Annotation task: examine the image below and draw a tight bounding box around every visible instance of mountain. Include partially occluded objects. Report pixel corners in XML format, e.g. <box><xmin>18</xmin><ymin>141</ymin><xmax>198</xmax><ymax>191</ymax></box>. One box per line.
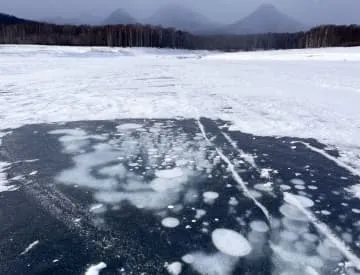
<box><xmin>102</xmin><ymin>9</ymin><xmax>137</xmax><ymax>25</ymax></box>
<box><xmin>0</xmin><ymin>12</ymin><xmax>34</xmax><ymax>24</ymax></box>
<box><xmin>145</xmin><ymin>4</ymin><xmax>221</xmax><ymax>34</ymax></box>
<box><xmin>225</xmin><ymin>3</ymin><xmax>306</xmax><ymax>35</ymax></box>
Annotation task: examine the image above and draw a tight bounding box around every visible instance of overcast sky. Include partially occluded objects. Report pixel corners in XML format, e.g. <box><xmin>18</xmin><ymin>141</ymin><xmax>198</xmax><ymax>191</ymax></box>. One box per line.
<box><xmin>1</xmin><ymin>0</ymin><xmax>360</xmax><ymax>25</ymax></box>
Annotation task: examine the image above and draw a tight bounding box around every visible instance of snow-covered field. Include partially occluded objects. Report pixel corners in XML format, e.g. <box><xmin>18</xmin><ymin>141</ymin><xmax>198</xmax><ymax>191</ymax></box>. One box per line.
<box><xmin>1</xmin><ymin>45</ymin><xmax>360</xmax><ymax>179</ymax></box>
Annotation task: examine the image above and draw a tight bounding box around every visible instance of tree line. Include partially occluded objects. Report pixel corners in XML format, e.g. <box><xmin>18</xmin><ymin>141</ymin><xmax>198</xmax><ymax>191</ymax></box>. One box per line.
<box><xmin>0</xmin><ymin>21</ymin><xmax>359</xmax><ymax>51</ymax></box>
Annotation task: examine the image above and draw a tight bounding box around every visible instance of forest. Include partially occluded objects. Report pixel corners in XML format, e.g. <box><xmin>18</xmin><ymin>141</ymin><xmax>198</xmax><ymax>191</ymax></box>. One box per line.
<box><xmin>0</xmin><ymin>20</ymin><xmax>360</xmax><ymax>51</ymax></box>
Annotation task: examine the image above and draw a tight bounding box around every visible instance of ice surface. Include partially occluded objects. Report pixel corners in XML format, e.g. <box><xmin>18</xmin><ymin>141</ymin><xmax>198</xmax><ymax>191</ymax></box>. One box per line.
<box><xmin>155</xmin><ymin>168</ymin><xmax>184</xmax><ymax>179</ymax></box>
<box><xmin>116</xmin><ymin>123</ymin><xmax>143</xmax><ymax>131</ymax></box>
<box><xmin>211</xmin><ymin>228</ymin><xmax>252</xmax><ymax>257</ymax></box>
<box><xmin>84</xmin><ymin>262</ymin><xmax>107</xmax><ymax>275</ymax></box>
<box><xmin>283</xmin><ymin>192</ymin><xmax>360</xmax><ymax>270</ymax></box>
<box><xmin>198</xmin><ymin>120</ymin><xmax>271</xmax><ymax>222</ymax></box>
<box><xmin>1</xmin><ymin>45</ymin><xmax>360</xmax><ymax>175</ymax></box>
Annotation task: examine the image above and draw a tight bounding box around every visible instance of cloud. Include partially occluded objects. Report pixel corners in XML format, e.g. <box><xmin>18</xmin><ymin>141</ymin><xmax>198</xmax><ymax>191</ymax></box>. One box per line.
<box><xmin>1</xmin><ymin>0</ymin><xmax>360</xmax><ymax>25</ymax></box>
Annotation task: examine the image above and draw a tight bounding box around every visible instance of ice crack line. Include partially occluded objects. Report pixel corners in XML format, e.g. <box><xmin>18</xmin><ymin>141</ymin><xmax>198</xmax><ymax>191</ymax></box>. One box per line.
<box><xmin>295</xmin><ymin>141</ymin><xmax>360</xmax><ymax>177</ymax></box>
<box><xmin>222</xmin><ymin>132</ymin><xmax>259</xmax><ymax>171</ymax></box>
<box><xmin>284</xmin><ymin>192</ymin><xmax>360</xmax><ymax>271</ymax></box>
<box><xmin>197</xmin><ymin>119</ymin><xmax>271</xmax><ymax>223</ymax></box>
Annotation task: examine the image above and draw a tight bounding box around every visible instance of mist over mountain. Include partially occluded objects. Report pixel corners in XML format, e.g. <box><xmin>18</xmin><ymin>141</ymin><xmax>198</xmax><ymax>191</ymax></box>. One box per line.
<box><xmin>144</xmin><ymin>4</ymin><xmax>221</xmax><ymax>34</ymax></box>
<box><xmin>0</xmin><ymin>12</ymin><xmax>34</xmax><ymax>24</ymax></box>
<box><xmin>225</xmin><ymin>3</ymin><xmax>306</xmax><ymax>35</ymax></box>
<box><xmin>42</xmin><ymin>14</ymin><xmax>102</xmax><ymax>26</ymax></box>
<box><xmin>102</xmin><ymin>9</ymin><xmax>137</xmax><ymax>25</ymax></box>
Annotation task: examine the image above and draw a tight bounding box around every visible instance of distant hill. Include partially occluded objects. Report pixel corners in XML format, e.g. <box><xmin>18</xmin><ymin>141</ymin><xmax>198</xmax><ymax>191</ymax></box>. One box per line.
<box><xmin>145</xmin><ymin>4</ymin><xmax>221</xmax><ymax>34</ymax></box>
<box><xmin>102</xmin><ymin>9</ymin><xmax>137</xmax><ymax>25</ymax></box>
<box><xmin>225</xmin><ymin>3</ymin><xmax>306</xmax><ymax>35</ymax></box>
<box><xmin>42</xmin><ymin>14</ymin><xmax>102</xmax><ymax>26</ymax></box>
<box><xmin>0</xmin><ymin>12</ymin><xmax>34</xmax><ymax>24</ymax></box>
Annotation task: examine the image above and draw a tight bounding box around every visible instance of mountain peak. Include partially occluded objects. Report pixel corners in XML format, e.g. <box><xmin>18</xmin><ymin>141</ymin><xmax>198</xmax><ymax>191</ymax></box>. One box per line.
<box><xmin>226</xmin><ymin>3</ymin><xmax>305</xmax><ymax>35</ymax></box>
<box><xmin>103</xmin><ymin>8</ymin><xmax>137</xmax><ymax>25</ymax></box>
<box><xmin>257</xmin><ymin>3</ymin><xmax>277</xmax><ymax>11</ymax></box>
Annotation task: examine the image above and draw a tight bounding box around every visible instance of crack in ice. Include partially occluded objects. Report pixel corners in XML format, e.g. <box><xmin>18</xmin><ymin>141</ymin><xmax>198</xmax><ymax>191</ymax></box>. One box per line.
<box><xmin>197</xmin><ymin>119</ymin><xmax>271</xmax><ymax>223</ymax></box>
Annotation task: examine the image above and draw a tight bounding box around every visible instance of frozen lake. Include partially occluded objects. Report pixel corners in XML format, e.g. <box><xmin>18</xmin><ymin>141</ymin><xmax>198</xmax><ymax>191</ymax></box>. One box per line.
<box><xmin>0</xmin><ymin>45</ymin><xmax>360</xmax><ymax>274</ymax></box>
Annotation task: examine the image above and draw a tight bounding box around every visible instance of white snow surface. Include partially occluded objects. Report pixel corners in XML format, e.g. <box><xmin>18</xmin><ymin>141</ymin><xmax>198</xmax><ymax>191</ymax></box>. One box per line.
<box><xmin>1</xmin><ymin>45</ymin><xmax>360</xmax><ymax>174</ymax></box>
<box><xmin>84</xmin><ymin>262</ymin><xmax>107</xmax><ymax>275</ymax></box>
<box><xmin>165</xmin><ymin>262</ymin><xmax>182</xmax><ymax>275</ymax></box>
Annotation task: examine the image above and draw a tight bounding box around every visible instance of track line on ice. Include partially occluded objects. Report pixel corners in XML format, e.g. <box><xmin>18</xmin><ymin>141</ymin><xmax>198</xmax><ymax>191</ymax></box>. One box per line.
<box><xmin>296</xmin><ymin>142</ymin><xmax>360</xmax><ymax>177</ymax></box>
<box><xmin>221</xmin><ymin>132</ymin><xmax>258</xmax><ymax>169</ymax></box>
<box><xmin>20</xmin><ymin>240</ymin><xmax>39</xmax><ymax>255</ymax></box>
<box><xmin>197</xmin><ymin>119</ymin><xmax>271</xmax><ymax>223</ymax></box>
<box><xmin>283</xmin><ymin>192</ymin><xmax>360</xmax><ymax>271</ymax></box>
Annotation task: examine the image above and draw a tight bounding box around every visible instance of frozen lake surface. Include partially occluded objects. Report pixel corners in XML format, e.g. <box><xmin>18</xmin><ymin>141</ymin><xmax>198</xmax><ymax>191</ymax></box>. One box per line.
<box><xmin>0</xmin><ymin>45</ymin><xmax>360</xmax><ymax>274</ymax></box>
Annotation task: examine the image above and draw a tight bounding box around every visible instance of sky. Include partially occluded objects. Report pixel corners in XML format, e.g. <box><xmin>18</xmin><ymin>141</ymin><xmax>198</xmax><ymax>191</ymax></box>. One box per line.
<box><xmin>1</xmin><ymin>0</ymin><xmax>360</xmax><ymax>25</ymax></box>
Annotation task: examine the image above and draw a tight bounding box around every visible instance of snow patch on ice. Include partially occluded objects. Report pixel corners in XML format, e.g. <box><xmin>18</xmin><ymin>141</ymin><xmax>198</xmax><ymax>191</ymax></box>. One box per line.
<box><xmin>347</xmin><ymin>184</ymin><xmax>360</xmax><ymax>199</ymax></box>
<box><xmin>0</xmin><ymin>162</ymin><xmax>17</xmax><ymax>193</ymax></box>
<box><xmin>84</xmin><ymin>262</ymin><xmax>107</xmax><ymax>275</ymax></box>
<box><xmin>165</xmin><ymin>262</ymin><xmax>182</xmax><ymax>275</ymax></box>
<box><xmin>20</xmin><ymin>240</ymin><xmax>39</xmax><ymax>255</ymax></box>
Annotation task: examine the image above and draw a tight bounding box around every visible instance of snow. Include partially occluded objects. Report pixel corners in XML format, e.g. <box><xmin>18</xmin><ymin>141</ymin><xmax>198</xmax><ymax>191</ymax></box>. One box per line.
<box><xmin>211</xmin><ymin>228</ymin><xmax>252</xmax><ymax>257</ymax></box>
<box><xmin>347</xmin><ymin>184</ymin><xmax>360</xmax><ymax>199</ymax></box>
<box><xmin>205</xmin><ymin>47</ymin><xmax>360</xmax><ymax>61</ymax></box>
<box><xmin>0</xmin><ymin>162</ymin><xmax>15</xmax><ymax>193</ymax></box>
<box><xmin>1</xmin><ymin>45</ymin><xmax>360</xmax><ymax>174</ymax></box>
<box><xmin>20</xmin><ymin>240</ymin><xmax>39</xmax><ymax>255</ymax></box>
<box><xmin>84</xmin><ymin>262</ymin><xmax>107</xmax><ymax>275</ymax></box>
<box><xmin>165</xmin><ymin>262</ymin><xmax>182</xmax><ymax>275</ymax></box>
<box><xmin>161</xmin><ymin>217</ymin><xmax>180</xmax><ymax>228</ymax></box>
